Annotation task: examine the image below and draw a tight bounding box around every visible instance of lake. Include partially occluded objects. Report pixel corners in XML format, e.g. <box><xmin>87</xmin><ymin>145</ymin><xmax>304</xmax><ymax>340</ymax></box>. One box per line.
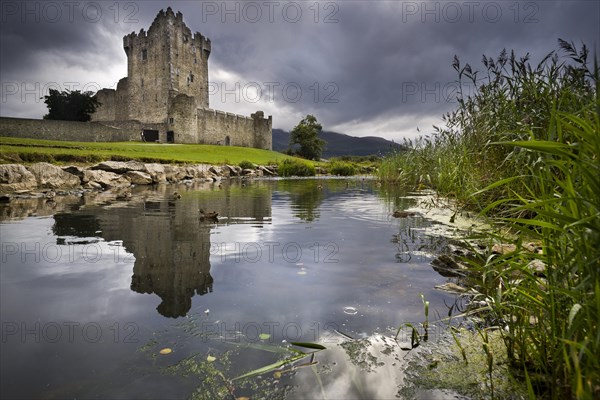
<box><xmin>0</xmin><ymin>178</ymin><xmax>464</xmax><ymax>399</ymax></box>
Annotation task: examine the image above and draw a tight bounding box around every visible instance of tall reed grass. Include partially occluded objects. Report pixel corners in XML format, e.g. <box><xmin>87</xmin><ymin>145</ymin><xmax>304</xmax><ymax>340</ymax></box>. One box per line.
<box><xmin>380</xmin><ymin>39</ymin><xmax>599</xmax><ymax>398</ymax></box>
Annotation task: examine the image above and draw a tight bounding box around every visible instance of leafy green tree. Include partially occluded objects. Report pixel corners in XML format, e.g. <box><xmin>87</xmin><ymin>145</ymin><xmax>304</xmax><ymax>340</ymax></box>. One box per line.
<box><xmin>289</xmin><ymin>115</ymin><xmax>326</xmax><ymax>160</ymax></box>
<box><xmin>42</xmin><ymin>89</ymin><xmax>101</xmax><ymax>122</ymax></box>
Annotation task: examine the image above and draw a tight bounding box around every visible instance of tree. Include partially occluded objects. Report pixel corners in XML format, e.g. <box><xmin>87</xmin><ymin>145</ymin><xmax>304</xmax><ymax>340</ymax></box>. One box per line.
<box><xmin>289</xmin><ymin>115</ymin><xmax>326</xmax><ymax>160</ymax></box>
<box><xmin>42</xmin><ymin>89</ymin><xmax>101</xmax><ymax>122</ymax></box>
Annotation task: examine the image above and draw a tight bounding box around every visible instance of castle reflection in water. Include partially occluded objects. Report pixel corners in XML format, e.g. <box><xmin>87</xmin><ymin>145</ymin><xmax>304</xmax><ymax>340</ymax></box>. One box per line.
<box><xmin>49</xmin><ymin>183</ymin><xmax>272</xmax><ymax>318</ymax></box>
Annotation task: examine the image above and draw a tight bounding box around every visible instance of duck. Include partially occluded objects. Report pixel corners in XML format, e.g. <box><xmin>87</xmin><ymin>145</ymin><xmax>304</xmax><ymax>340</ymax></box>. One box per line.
<box><xmin>392</xmin><ymin>210</ymin><xmax>415</xmax><ymax>218</ymax></box>
<box><xmin>199</xmin><ymin>209</ymin><xmax>219</xmax><ymax>222</ymax></box>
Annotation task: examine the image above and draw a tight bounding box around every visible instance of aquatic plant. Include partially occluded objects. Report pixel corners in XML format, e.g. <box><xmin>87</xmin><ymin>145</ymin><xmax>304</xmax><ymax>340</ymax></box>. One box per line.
<box><xmin>277</xmin><ymin>159</ymin><xmax>316</xmax><ymax>177</ymax></box>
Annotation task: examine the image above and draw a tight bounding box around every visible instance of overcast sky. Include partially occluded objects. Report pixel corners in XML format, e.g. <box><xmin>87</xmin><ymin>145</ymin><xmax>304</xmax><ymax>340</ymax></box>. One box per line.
<box><xmin>1</xmin><ymin>1</ymin><xmax>598</xmax><ymax>141</ymax></box>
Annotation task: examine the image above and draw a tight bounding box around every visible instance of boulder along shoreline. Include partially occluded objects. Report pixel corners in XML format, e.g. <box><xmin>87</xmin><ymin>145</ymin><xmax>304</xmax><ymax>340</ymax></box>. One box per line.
<box><xmin>0</xmin><ymin>161</ymin><xmax>277</xmax><ymax>200</ymax></box>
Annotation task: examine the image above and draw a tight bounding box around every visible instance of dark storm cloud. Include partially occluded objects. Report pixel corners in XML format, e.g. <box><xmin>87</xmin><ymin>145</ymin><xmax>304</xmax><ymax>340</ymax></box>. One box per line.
<box><xmin>1</xmin><ymin>0</ymin><xmax>598</xmax><ymax>139</ymax></box>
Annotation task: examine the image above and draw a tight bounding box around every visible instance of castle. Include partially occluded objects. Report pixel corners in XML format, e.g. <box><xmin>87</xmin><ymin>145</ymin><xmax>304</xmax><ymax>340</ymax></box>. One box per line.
<box><xmin>92</xmin><ymin>7</ymin><xmax>272</xmax><ymax>149</ymax></box>
<box><xmin>0</xmin><ymin>8</ymin><xmax>272</xmax><ymax>149</ymax></box>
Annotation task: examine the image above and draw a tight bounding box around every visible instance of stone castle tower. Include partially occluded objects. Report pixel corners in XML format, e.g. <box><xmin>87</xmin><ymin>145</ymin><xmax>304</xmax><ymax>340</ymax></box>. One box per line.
<box><xmin>92</xmin><ymin>8</ymin><xmax>272</xmax><ymax>149</ymax></box>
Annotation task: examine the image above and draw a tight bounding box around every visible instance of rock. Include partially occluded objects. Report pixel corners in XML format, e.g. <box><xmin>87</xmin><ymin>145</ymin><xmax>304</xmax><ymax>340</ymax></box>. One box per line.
<box><xmin>186</xmin><ymin>164</ymin><xmax>210</xmax><ymax>179</ymax></box>
<box><xmin>523</xmin><ymin>242</ymin><xmax>543</xmax><ymax>254</ymax></box>
<box><xmin>163</xmin><ymin>165</ymin><xmax>184</xmax><ymax>182</ymax></box>
<box><xmin>431</xmin><ymin>254</ymin><xmax>467</xmax><ymax>277</ymax></box>
<box><xmin>527</xmin><ymin>259</ymin><xmax>546</xmax><ymax>276</ymax></box>
<box><xmin>62</xmin><ymin>165</ymin><xmax>85</xmax><ymax>181</ymax></box>
<box><xmin>0</xmin><ymin>164</ymin><xmax>38</xmax><ymax>192</ymax></box>
<box><xmin>241</xmin><ymin>168</ymin><xmax>255</xmax><ymax>176</ymax></box>
<box><xmin>491</xmin><ymin>243</ymin><xmax>517</xmax><ymax>254</ymax></box>
<box><xmin>208</xmin><ymin>166</ymin><xmax>221</xmax><ymax>176</ymax></box>
<box><xmin>224</xmin><ymin>164</ymin><xmax>240</xmax><ymax>177</ymax></box>
<box><xmin>26</xmin><ymin>163</ymin><xmax>80</xmax><ymax>189</ymax></box>
<box><xmin>91</xmin><ymin>160</ymin><xmax>146</xmax><ymax>174</ymax></box>
<box><xmin>434</xmin><ymin>282</ymin><xmax>468</xmax><ymax>294</ymax></box>
<box><xmin>258</xmin><ymin>166</ymin><xmax>275</xmax><ymax>176</ymax></box>
<box><xmin>392</xmin><ymin>211</ymin><xmax>415</xmax><ymax>218</ymax></box>
<box><xmin>83</xmin><ymin>181</ymin><xmax>103</xmax><ymax>190</ymax></box>
<box><xmin>83</xmin><ymin>170</ymin><xmax>130</xmax><ymax>189</ymax></box>
<box><xmin>123</xmin><ymin>171</ymin><xmax>153</xmax><ymax>185</ymax></box>
<box><xmin>143</xmin><ymin>163</ymin><xmax>167</xmax><ymax>183</ymax></box>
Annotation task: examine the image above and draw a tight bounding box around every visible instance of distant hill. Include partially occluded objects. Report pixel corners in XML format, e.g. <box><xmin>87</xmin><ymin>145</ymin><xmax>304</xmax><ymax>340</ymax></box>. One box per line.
<box><xmin>272</xmin><ymin>129</ymin><xmax>402</xmax><ymax>158</ymax></box>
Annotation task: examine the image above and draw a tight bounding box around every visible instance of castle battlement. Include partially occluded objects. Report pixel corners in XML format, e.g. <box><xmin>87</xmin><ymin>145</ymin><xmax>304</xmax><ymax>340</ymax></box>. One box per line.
<box><xmin>91</xmin><ymin>8</ymin><xmax>271</xmax><ymax>150</ymax></box>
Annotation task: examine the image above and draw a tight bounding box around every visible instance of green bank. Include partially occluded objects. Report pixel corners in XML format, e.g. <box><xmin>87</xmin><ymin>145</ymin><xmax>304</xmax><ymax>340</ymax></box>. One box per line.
<box><xmin>0</xmin><ymin>137</ymin><xmax>299</xmax><ymax>165</ymax></box>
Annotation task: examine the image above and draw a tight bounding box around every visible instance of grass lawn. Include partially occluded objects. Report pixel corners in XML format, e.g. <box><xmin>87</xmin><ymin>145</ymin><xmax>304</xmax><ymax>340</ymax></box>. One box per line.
<box><xmin>0</xmin><ymin>137</ymin><xmax>300</xmax><ymax>165</ymax></box>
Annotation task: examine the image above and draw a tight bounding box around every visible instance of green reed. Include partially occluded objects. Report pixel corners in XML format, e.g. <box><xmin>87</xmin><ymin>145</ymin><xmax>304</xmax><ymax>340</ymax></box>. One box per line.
<box><xmin>381</xmin><ymin>39</ymin><xmax>599</xmax><ymax>398</ymax></box>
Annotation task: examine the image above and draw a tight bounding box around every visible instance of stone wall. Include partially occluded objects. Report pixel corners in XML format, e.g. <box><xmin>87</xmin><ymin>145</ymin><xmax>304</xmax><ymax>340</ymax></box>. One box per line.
<box><xmin>0</xmin><ymin>114</ymin><xmax>271</xmax><ymax>147</ymax></box>
<box><xmin>197</xmin><ymin>108</ymin><xmax>272</xmax><ymax>150</ymax></box>
<box><xmin>169</xmin><ymin>94</ymin><xmax>198</xmax><ymax>143</ymax></box>
<box><xmin>0</xmin><ymin>117</ymin><xmax>159</xmax><ymax>142</ymax></box>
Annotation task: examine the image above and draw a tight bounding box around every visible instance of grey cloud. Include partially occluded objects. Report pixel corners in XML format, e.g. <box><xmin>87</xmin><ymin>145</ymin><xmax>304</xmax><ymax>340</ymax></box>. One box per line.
<box><xmin>1</xmin><ymin>0</ymin><xmax>598</xmax><ymax>140</ymax></box>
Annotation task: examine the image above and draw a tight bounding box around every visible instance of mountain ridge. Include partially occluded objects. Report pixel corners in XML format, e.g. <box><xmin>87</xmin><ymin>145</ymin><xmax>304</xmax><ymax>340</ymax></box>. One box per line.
<box><xmin>272</xmin><ymin>129</ymin><xmax>402</xmax><ymax>158</ymax></box>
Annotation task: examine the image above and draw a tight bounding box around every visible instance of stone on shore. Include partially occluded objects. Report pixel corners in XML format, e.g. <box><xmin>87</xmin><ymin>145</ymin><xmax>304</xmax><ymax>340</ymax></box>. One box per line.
<box><xmin>143</xmin><ymin>163</ymin><xmax>167</xmax><ymax>183</ymax></box>
<box><xmin>27</xmin><ymin>163</ymin><xmax>81</xmax><ymax>189</ymax></box>
<box><xmin>91</xmin><ymin>161</ymin><xmax>146</xmax><ymax>174</ymax></box>
<box><xmin>123</xmin><ymin>171</ymin><xmax>153</xmax><ymax>185</ymax></box>
<box><xmin>0</xmin><ymin>164</ymin><xmax>38</xmax><ymax>192</ymax></box>
<box><xmin>83</xmin><ymin>170</ymin><xmax>131</xmax><ymax>189</ymax></box>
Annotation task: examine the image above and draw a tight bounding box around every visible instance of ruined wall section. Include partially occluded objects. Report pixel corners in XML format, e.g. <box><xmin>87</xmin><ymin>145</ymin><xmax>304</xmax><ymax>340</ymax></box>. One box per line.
<box><xmin>92</xmin><ymin>89</ymin><xmax>117</xmax><ymax>121</ymax></box>
<box><xmin>197</xmin><ymin>108</ymin><xmax>272</xmax><ymax>150</ymax></box>
<box><xmin>91</xmin><ymin>78</ymin><xmax>130</xmax><ymax>122</ymax></box>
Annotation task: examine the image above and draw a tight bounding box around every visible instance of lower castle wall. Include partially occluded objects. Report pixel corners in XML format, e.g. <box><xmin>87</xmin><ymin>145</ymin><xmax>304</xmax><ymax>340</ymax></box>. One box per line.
<box><xmin>197</xmin><ymin>108</ymin><xmax>272</xmax><ymax>150</ymax></box>
<box><xmin>0</xmin><ymin>117</ymin><xmax>162</xmax><ymax>142</ymax></box>
<box><xmin>1</xmin><ymin>109</ymin><xmax>272</xmax><ymax>149</ymax></box>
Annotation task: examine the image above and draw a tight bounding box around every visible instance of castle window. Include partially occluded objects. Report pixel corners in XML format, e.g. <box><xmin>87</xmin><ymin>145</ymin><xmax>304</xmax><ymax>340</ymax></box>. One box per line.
<box><xmin>194</xmin><ymin>58</ymin><xmax>198</xmax><ymax>64</ymax></box>
<box><xmin>142</xmin><ymin>48</ymin><xmax>147</xmax><ymax>61</ymax></box>
<box><xmin>189</xmin><ymin>74</ymin><xmax>194</xmax><ymax>83</ymax></box>
<box><xmin>169</xmin><ymin>117</ymin><xmax>174</xmax><ymax>124</ymax></box>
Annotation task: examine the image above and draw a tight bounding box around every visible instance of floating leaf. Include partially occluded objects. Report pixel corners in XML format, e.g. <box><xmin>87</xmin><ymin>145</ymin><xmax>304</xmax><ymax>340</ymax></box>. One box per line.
<box><xmin>259</xmin><ymin>333</ymin><xmax>271</xmax><ymax>340</ymax></box>
<box><xmin>232</xmin><ymin>354</ymin><xmax>306</xmax><ymax>381</ymax></box>
<box><xmin>159</xmin><ymin>348</ymin><xmax>172</xmax><ymax>355</ymax></box>
<box><xmin>273</xmin><ymin>371</ymin><xmax>282</xmax><ymax>379</ymax></box>
<box><xmin>290</xmin><ymin>341</ymin><xmax>326</xmax><ymax>350</ymax></box>
<box><xmin>207</xmin><ymin>355</ymin><xmax>216</xmax><ymax>362</ymax></box>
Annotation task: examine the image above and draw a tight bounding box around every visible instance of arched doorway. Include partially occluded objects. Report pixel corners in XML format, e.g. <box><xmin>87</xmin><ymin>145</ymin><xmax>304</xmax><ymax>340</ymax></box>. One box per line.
<box><xmin>224</xmin><ymin>136</ymin><xmax>231</xmax><ymax>146</ymax></box>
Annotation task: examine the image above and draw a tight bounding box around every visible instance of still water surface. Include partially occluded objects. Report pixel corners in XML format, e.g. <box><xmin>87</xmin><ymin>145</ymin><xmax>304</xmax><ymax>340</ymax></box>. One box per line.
<box><xmin>1</xmin><ymin>178</ymin><xmax>461</xmax><ymax>399</ymax></box>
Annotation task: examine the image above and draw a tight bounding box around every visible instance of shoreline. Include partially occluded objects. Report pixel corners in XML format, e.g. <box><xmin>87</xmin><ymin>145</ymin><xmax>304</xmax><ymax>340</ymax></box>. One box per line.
<box><xmin>0</xmin><ymin>161</ymin><xmax>278</xmax><ymax>199</ymax></box>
